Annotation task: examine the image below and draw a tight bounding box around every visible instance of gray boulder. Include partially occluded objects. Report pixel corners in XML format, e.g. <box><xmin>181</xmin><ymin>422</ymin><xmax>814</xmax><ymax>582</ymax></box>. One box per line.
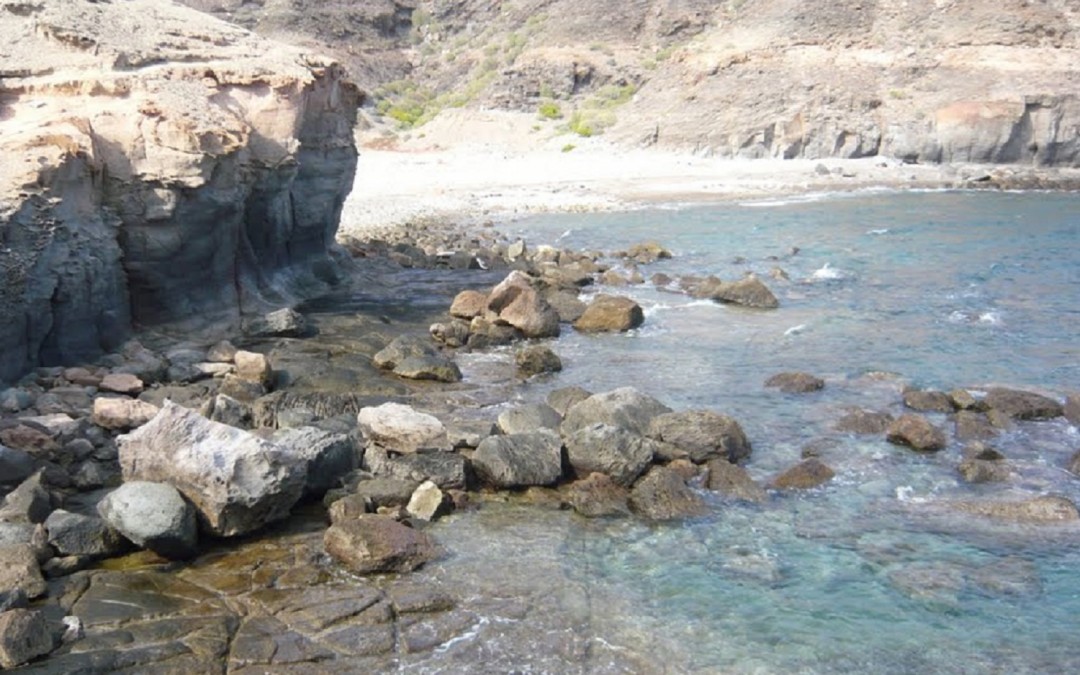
<box><xmin>324</xmin><ymin>515</ymin><xmax>441</xmax><ymax>575</ymax></box>
<box><xmin>561</xmin><ymin>387</ymin><xmax>672</xmax><ymax>437</ymax></box>
<box><xmin>372</xmin><ymin>335</ymin><xmax>438</xmax><ymax>371</ymax></box>
<box><xmin>515</xmin><ymin>345</ymin><xmax>563</xmax><ymax>379</ymax></box>
<box><xmin>544</xmin><ymin>290</ymin><xmax>587</xmax><ymax>323</ymax></box>
<box><xmin>429</xmin><ymin>320</ymin><xmax>471</xmax><ymax>348</ymax></box>
<box><xmin>0</xmin><ymin>472</ymin><xmax>53</xmax><ymax>524</ymax></box>
<box><xmin>573</xmin><ymin>294</ymin><xmax>645</xmax><ymax>333</ymax></box>
<box><xmin>0</xmin><ymin>609</ymin><xmax>55</xmax><ymax>669</ymax></box>
<box><xmin>393</xmin><ymin>355</ymin><xmax>463</xmax><ymax>383</ymax></box>
<box><xmin>118</xmin><ymin>401</ymin><xmax>306</xmax><ymax>537</ymax></box>
<box><xmin>358</xmin><ymin>403</ymin><xmax>450</xmax><ymax>454</ymax></box>
<box><xmin>950</xmin><ymin>496</ymin><xmax>1079</xmax><ymax>523</ymax></box>
<box><xmin>648</xmin><ymin>410</ymin><xmax>752</xmax><ymax>463</ymax></box>
<box><xmin>245</xmin><ymin>307</ymin><xmax>309</xmax><ymax>338</ymax></box>
<box><xmin>564</xmin><ymin>424</ymin><xmax>655</xmax><ymax>486</ymax></box>
<box><xmin>628</xmin><ymin>466</ymin><xmax>708</xmax><ymax>521</ymax></box>
<box><xmin>0</xmin><ymin>445</ymin><xmax>37</xmax><ymax>489</ymax></box>
<box><xmin>206</xmin><ymin>393</ymin><xmax>253</xmax><ymax>429</ymax></box>
<box><xmin>496</xmin><ymin>403</ymin><xmax>562</xmax><ymax>435</ymax></box>
<box><xmin>44</xmin><ymin>509</ymin><xmax>125</xmax><ymax>558</ymax></box>
<box><xmin>547</xmin><ymin>386</ymin><xmax>592</xmax><ymax>416</ymax></box>
<box><xmin>903</xmin><ymin>389</ymin><xmax>954</xmax><ymax>413</ymax></box>
<box><xmin>269</xmin><ymin>427</ymin><xmax>358</xmax><ymax>498</ymax></box>
<box><xmin>886</xmin><ymin>414</ymin><xmax>947</xmax><ymax>452</ymax></box>
<box><xmin>471</xmin><ymin>431</ymin><xmax>564</xmax><ymax>488</ymax></box>
<box><xmin>97</xmin><ymin>482</ymin><xmax>197</xmax><ymax>559</ymax></box>
<box><xmin>984</xmin><ymin>388</ymin><xmax>1063</xmax><ymax>420</ymax></box>
<box><xmin>765</xmin><ymin>372</ymin><xmax>825</xmax><ymax>393</ymax></box>
<box><xmin>692</xmin><ymin>274</ymin><xmax>779</xmax><ymax>309</ymax></box>
<box><xmin>705</xmin><ymin>460</ymin><xmax>767</xmax><ymax>503</ymax></box>
<box><xmin>0</xmin><ymin>545</ymin><xmax>46</xmax><ymax>599</ymax></box>
<box><xmin>363</xmin><ymin>447</ymin><xmax>467</xmax><ymax>490</ymax></box>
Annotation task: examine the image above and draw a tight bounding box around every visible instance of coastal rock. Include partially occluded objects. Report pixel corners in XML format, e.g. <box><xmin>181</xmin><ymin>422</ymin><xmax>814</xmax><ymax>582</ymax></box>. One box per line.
<box><xmin>206</xmin><ymin>394</ymin><xmax>253</xmax><ymax>429</ymax></box>
<box><xmin>372</xmin><ymin>336</ymin><xmax>438</xmax><ymax>371</ymax></box>
<box><xmin>98</xmin><ymin>373</ymin><xmax>144</xmax><ymax>396</ymax></box>
<box><xmin>0</xmin><ymin>472</ymin><xmax>54</xmax><ymax>524</ymax></box>
<box><xmin>357</xmin><ymin>403</ymin><xmax>450</xmax><ymax>454</ymax></box>
<box><xmin>466</xmin><ymin>317</ymin><xmax>523</xmax><ymax>349</ymax></box>
<box><xmin>573</xmin><ymin>295</ymin><xmax>645</xmax><ymax>333</ymax></box>
<box><xmin>0</xmin><ymin>445</ymin><xmax>37</xmax><ymax>489</ymax></box>
<box><xmin>771</xmin><ymin>458</ymin><xmax>835</xmax><ymax>490</ymax></box>
<box><xmin>351</xmin><ymin>478</ymin><xmax>421</xmax><ymax>511</ymax></box>
<box><xmin>954</xmin><ymin>411</ymin><xmax>998</xmax><ymax>441</ymax></box>
<box><xmin>903</xmin><ymin>389</ymin><xmax>954</xmax><ymax>412</ymax></box>
<box><xmin>234</xmin><ymin>351</ymin><xmax>274</xmax><ymax>388</ymax></box>
<box><xmin>515</xmin><ymin>345</ymin><xmax>563</xmax><ymax>379</ymax></box>
<box><xmin>962</xmin><ymin>442</ymin><xmax>1006</xmax><ymax>462</ymax></box>
<box><xmin>620</xmin><ymin>241</ymin><xmax>673</xmax><ymax>265</ymax></box>
<box><xmin>691</xmin><ymin>275</ymin><xmax>779</xmax><ymax>309</ymax></box>
<box><xmin>547</xmin><ymin>386</ymin><xmax>592</xmax><ymax>416</ymax></box>
<box><xmin>886</xmin><ymin>414</ymin><xmax>947</xmax><ymax>452</ymax></box>
<box><xmin>44</xmin><ymin>509</ymin><xmax>125</xmax><ymax>558</ymax></box>
<box><xmin>219</xmin><ymin>374</ymin><xmax>268</xmax><ymax>403</ymax></box>
<box><xmin>563</xmin><ymin>473</ymin><xmax>631</xmax><ymax>518</ymax></box>
<box><xmin>984</xmin><ymin>388</ymin><xmax>1063</xmax><ymax>420</ymax></box>
<box><xmin>564</xmin><ymin>424</ymin><xmax>656</xmax><ymax>486</ymax></box>
<box><xmin>269</xmin><ymin>427</ymin><xmax>358</xmax><ymax>498</ymax></box>
<box><xmin>118</xmin><ymin>401</ymin><xmax>306</xmax><ymax>537</ymax></box>
<box><xmin>363</xmin><ymin>447</ymin><xmax>467</xmax><ymax>490</ymax></box>
<box><xmin>835</xmin><ymin>408</ymin><xmax>894</xmax><ymax>434</ymax></box>
<box><xmin>1065</xmin><ymin>393</ymin><xmax>1080</xmax><ymax>425</ymax></box>
<box><xmin>245</xmin><ymin>308</ymin><xmax>309</xmax><ymax>338</ymax></box>
<box><xmin>647</xmin><ymin>410</ymin><xmax>753</xmax><ymax>463</ymax></box>
<box><xmin>0</xmin><ymin>545</ymin><xmax>47</xmax><ymax>600</ymax></box>
<box><xmin>206</xmin><ymin>341</ymin><xmax>238</xmax><ymax>364</ymax></box>
<box><xmin>705</xmin><ymin>460</ymin><xmax>767</xmax><ymax>503</ymax></box>
<box><xmin>90</xmin><ymin>398</ymin><xmax>159</xmax><ymax>431</ymax></box>
<box><xmin>957</xmin><ymin>459</ymin><xmax>1010</xmax><ymax>483</ymax></box>
<box><xmin>948</xmin><ymin>388</ymin><xmax>981</xmax><ymax>411</ymax></box>
<box><xmin>0</xmin><ymin>0</ymin><xmax>359</xmax><ymax>383</ymax></box>
<box><xmin>449</xmin><ymin>290</ymin><xmax>489</xmax><ymax>319</ymax></box>
<box><xmin>950</xmin><ymin>496</ymin><xmax>1079</xmax><ymax>523</ymax></box>
<box><xmin>1068</xmin><ymin>450</ymin><xmax>1080</xmax><ymax>476</ymax></box>
<box><xmin>96</xmin><ymin>482</ymin><xmax>198</xmax><ymax>559</ymax></box>
<box><xmin>487</xmin><ymin>271</ymin><xmax>561</xmax><ymax>338</ymax></box>
<box><xmin>406</xmin><ymin>481</ymin><xmax>452</xmax><ymax>522</ymax></box>
<box><xmin>324</xmin><ymin>515</ymin><xmax>441</xmax><ymax>575</ymax></box>
<box><xmin>429</xmin><ymin>320</ymin><xmax>471</xmax><ymax>348</ymax></box>
<box><xmin>765</xmin><ymin>372</ymin><xmax>825</xmax><ymax>393</ymax></box>
<box><xmin>0</xmin><ymin>609</ymin><xmax>55</xmax><ymax>669</ymax></box>
<box><xmin>544</xmin><ymin>290</ymin><xmax>588</xmax><ymax>323</ymax></box>
<box><xmin>561</xmin><ymin>387</ymin><xmax>672</xmax><ymax>437</ymax></box>
<box><xmin>471</xmin><ymin>431</ymin><xmax>564</xmax><ymax>488</ymax></box>
<box><xmin>393</xmin><ymin>356</ymin><xmax>463</xmax><ymax>383</ymax></box>
<box><xmin>628</xmin><ymin>466</ymin><xmax>708</xmax><ymax>521</ymax></box>
<box><xmin>496</xmin><ymin>403</ymin><xmax>563</xmax><ymax>435</ymax></box>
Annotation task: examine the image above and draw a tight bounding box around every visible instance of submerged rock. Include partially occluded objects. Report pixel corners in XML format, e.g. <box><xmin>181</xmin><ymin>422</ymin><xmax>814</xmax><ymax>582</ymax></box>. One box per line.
<box><xmin>393</xmin><ymin>355</ymin><xmax>463</xmax><ymax>383</ymax></box>
<box><xmin>372</xmin><ymin>336</ymin><xmax>438</xmax><ymax>371</ymax></box>
<box><xmin>563</xmin><ymin>473</ymin><xmax>631</xmax><ymax>518</ymax></box>
<box><xmin>902</xmin><ymin>389</ymin><xmax>954</xmax><ymax>412</ymax></box>
<box><xmin>771</xmin><ymin>458</ymin><xmax>835</xmax><ymax>490</ymax></box>
<box><xmin>765</xmin><ymin>372</ymin><xmax>825</xmax><ymax>394</ymax></box>
<box><xmin>886</xmin><ymin>414</ymin><xmax>947</xmax><ymax>452</ymax></box>
<box><xmin>628</xmin><ymin>466</ymin><xmax>708</xmax><ymax>521</ymax></box>
<box><xmin>705</xmin><ymin>459</ymin><xmax>767</xmax><ymax>503</ymax></box>
<box><xmin>984</xmin><ymin>388</ymin><xmax>1063</xmax><ymax>420</ymax></box>
<box><xmin>835</xmin><ymin>408</ymin><xmax>894</xmax><ymax>434</ymax></box>
<box><xmin>118</xmin><ymin>401</ymin><xmax>306</xmax><ymax>537</ymax></box>
<box><xmin>950</xmin><ymin>496</ymin><xmax>1079</xmax><ymax>523</ymax></box>
<box><xmin>324</xmin><ymin>515</ymin><xmax>441</xmax><ymax>575</ymax></box>
<box><xmin>691</xmin><ymin>274</ymin><xmax>779</xmax><ymax>309</ymax></box>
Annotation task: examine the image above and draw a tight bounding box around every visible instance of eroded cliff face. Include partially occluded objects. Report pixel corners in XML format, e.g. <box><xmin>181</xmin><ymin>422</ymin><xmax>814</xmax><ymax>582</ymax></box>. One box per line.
<box><xmin>0</xmin><ymin>0</ymin><xmax>359</xmax><ymax>382</ymax></box>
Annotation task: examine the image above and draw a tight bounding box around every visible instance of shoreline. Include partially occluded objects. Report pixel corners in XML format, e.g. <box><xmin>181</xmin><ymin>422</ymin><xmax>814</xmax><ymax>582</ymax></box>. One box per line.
<box><xmin>339</xmin><ymin>139</ymin><xmax>1080</xmax><ymax>239</ymax></box>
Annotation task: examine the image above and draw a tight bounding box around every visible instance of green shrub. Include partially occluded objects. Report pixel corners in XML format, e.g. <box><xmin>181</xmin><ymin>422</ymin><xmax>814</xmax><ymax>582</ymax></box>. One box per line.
<box><xmin>561</xmin><ymin>143</ymin><xmax>576</xmax><ymax>153</ymax></box>
<box><xmin>538</xmin><ymin>101</ymin><xmax>562</xmax><ymax>120</ymax></box>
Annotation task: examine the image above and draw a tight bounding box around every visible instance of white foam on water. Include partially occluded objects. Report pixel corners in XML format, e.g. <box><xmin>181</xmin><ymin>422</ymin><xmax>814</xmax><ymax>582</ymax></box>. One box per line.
<box><xmin>866</xmin><ymin>228</ymin><xmax>890</xmax><ymax>235</ymax></box>
<box><xmin>808</xmin><ymin>262</ymin><xmax>851</xmax><ymax>281</ymax></box>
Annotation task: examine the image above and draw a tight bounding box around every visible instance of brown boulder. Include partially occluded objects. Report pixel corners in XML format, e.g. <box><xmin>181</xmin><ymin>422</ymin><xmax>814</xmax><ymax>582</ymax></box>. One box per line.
<box><xmin>765</xmin><ymin>372</ymin><xmax>824</xmax><ymax>394</ymax></box>
<box><xmin>771</xmin><ymin>458</ymin><xmax>835</xmax><ymax>489</ymax></box>
<box><xmin>835</xmin><ymin>409</ymin><xmax>894</xmax><ymax>434</ymax></box>
<box><xmin>886</xmin><ymin>414</ymin><xmax>947</xmax><ymax>452</ymax></box>
<box><xmin>957</xmin><ymin>459</ymin><xmax>1010</xmax><ymax>483</ymax></box>
<box><xmin>563</xmin><ymin>473</ymin><xmax>631</xmax><ymax>518</ymax></box>
<box><xmin>902</xmin><ymin>389</ymin><xmax>954</xmax><ymax>413</ymax></box>
<box><xmin>449</xmin><ymin>289</ymin><xmax>488</xmax><ymax>319</ymax></box>
<box><xmin>628</xmin><ymin>466</ymin><xmax>708</xmax><ymax>521</ymax></box>
<box><xmin>984</xmin><ymin>388</ymin><xmax>1062</xmax><ymax>420</ymax></box>
<box><xmin>954</xmin><ymin>411</ymin><xmax>998</xmax><ymax>441</ymax></box>
<box><xmin>705</xmin><ymin>460</ymin><xmax>766</xmax><ymax>503</ymax></box>
<box><xmin>487</xmin><ymin>271</ymin><xmax>560</xmax><ymax>338</ymax></box>
<box><xmin>324</xmin><ymin>515</ymin><xmax>441</xmax><ymax>575</ymax></box>
<box><xmin>573</xmin><ymin>294</ymin><xmax>645</xmax><ymax>333</ymax></box>
<box><xmin>691</xmin><ymin>274</ymin><xmax>779</xmax><ymax>309</ymax></box>
<box><xmin>648</xmin><ymin>410</ymin><xmax>752</xmax><ymax>463</ymax></box>
<box><xmin>1064</xmin><ymin>392</ymin><xmax>1080</xmax><ymax>425</ymax></box>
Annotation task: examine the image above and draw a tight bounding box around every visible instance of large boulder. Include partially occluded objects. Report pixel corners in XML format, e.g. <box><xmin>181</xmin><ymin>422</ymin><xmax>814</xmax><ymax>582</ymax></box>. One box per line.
<box><xmin>269</xmin><ymin>427</ymin><xmax>358</xmax><ymax>497</ymax></box>
<box><xmin>496</xmin><ymin>403</ymin><xmax>562</xmax><ymax>435</ymax></box>
<box><xmin>44</xmin><ymin>509</ymin><xmax>125</xmax><ymax>558</ymax></box>
<box><xmin>97</xmin><ymin>482</ymin><xmax>198</xmax><ymax>559</ymax></box>
<box><xmin>886</xmin><ymin>414</ymin><xmax>947</xmax><ymax>452</ymax></box>
<box><xmin>363</xmin><ymin>447</ymin><xmax>467</xmax><ymax>490</ymax></box>
<box><xmin>647</xmin><ymin>410</ymin><xmax>752</xmax><ymax>463</ymax></box>
<box><xmin>324</xmin><ymin>515</ymin><xmax>441</xmax><ymax>575</ymax></box>
<box><xmin>449</xmin><ymin>289</ymin><xmax>488</xmax><ymax>319</ymax></box>
<box><xmin>564</xmin><ymin>424</ymin><xmax>655</xmax><ymax>487</ymax></box>
<box><xmin>357</xmin><ymin>403</ymin><xmax>450</xmax><ymax>454</ymax></box>
<box><xmin>0</xmin><ymin>609</ymin><xmax>55</xmax><ymax>669</ymax></box>
<box><xmin>984</xmin><ymin>388</ymin><xmax>1063</xmax><ymax>420</ymax></box>
<box><xmin>118</xmin><ymin>401</ymin><xmax>307</xmax><ymax>537</ymax></box>
<box><xmin>561</xmin><ymin>387</ymin><xmax>672</xmax><ymax>437</ymax></box>
<box><xmin>628</xmin><ymin>466</ymin><xmax>708</xmax><ymax>521</ymax></box>
<box><xmin>691</xmin><ymin>274</ymin><xmax>779</xmax><ymax>309</ymax></box>
<box><xmin>471</xmin><ymin>431</ymin><xmax>564</xmax><ymax>488</ymax></box>
<box><xmin>486</xmin><ymin>271</ymin><xmax>560</xmax><ymax>338</ymax></box>
<box><xmin>572</xmin><ymin>295</ymin><xmax>645</xmax><ymax>333</ymax></box>
<box><xmin>0</xmin><ymin>545</ymin><xmax>46</xmax><ymax>600</ymax></box>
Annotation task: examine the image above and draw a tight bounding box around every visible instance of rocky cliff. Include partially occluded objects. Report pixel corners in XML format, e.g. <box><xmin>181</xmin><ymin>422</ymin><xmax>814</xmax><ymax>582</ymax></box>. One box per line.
<box><xmin>0</xmin><ymin>0</ymin><xmax>360</xmax><ymax>382</ymax></box>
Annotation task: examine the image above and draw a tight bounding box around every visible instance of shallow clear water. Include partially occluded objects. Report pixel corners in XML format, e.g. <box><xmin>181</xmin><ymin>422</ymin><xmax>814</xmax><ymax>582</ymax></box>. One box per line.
<box><xmin>396</xmin><ymin>191</ymin><xmax>1080</xmax><ymax>673</ymax></box>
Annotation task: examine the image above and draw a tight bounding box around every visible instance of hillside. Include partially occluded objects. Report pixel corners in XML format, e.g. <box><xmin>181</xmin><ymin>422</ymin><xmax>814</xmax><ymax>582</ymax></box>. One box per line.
<box><xmin>180</xmin><ymin>0</ymin><xmax>1080</xmax><ymax>166</ymax></box>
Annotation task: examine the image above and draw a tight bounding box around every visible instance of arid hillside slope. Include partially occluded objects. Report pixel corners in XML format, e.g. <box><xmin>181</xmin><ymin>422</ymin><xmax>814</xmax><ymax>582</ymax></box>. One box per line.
<box><xmin>183</xmin><ymin>0</ymin><xmax>1080</xmax><ymax>165</ymax></box>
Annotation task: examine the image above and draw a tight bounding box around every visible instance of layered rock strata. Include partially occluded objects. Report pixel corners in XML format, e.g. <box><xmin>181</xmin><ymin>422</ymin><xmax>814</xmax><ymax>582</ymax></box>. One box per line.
<box><xmin>0</xmin><ymin>0</ymin><xmax>360</xmax><ymax>382</ymax></box>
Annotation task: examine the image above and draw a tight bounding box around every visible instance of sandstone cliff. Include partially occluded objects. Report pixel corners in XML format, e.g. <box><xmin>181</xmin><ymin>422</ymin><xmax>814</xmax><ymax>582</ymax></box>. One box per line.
<box><xmin>0</xmin><ymin>0</ymin><xmax>360</xmax><ymax>382</ymax></box>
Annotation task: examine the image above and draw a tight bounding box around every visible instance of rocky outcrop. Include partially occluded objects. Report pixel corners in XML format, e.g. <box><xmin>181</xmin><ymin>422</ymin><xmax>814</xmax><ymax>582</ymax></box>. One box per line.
<box><xmin>0</xmin><ymin>0</ymin><xmax>360</xmax><ymax>382</ymax></box>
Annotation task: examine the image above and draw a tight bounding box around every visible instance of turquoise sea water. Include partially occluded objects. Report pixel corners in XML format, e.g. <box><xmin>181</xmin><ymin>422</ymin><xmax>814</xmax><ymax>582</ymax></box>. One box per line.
<box><xmin>397</xmin><ymin>191</ymin><xmax>1080</xmax><ymax>673</ymax></box>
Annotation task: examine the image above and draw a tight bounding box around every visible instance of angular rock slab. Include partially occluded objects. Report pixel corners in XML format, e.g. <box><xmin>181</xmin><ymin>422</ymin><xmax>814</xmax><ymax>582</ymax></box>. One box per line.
<box><xmin>269</xmin><ymin>427</ymin><xmax>358</xmax><ymax>497</ymax></box>
<box><xmin>324</xmin><ymin>515</ymin><xmax>441</xmax><ymax>575</ymax></box>
<box><xmin>97</xmin><ymin>481</ymin><xmax>198</xmax><ymax>559</ymax></box>
<box><xmin>0</xmin><ymin>609</ymin><xmax>54</xmax><ymax>669</ymax></box>
<box><xmin>118</xmin><ymin>401</ymin><xmax>306</xmax><ymax>537</ymax></box>
<box><xmin>471</xmin><ymin>431</ymin><xmax>564</xmax><ymax>488</ymax></box>
<box><xmin>358</xmin><ymin>403</ymin><xmax>450</xmax><ymax>454</ymax></box>
<box><xmin>0</xmin><ymin>544</ymin><xmax>47</xmax><ymax>600</ymax></box>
